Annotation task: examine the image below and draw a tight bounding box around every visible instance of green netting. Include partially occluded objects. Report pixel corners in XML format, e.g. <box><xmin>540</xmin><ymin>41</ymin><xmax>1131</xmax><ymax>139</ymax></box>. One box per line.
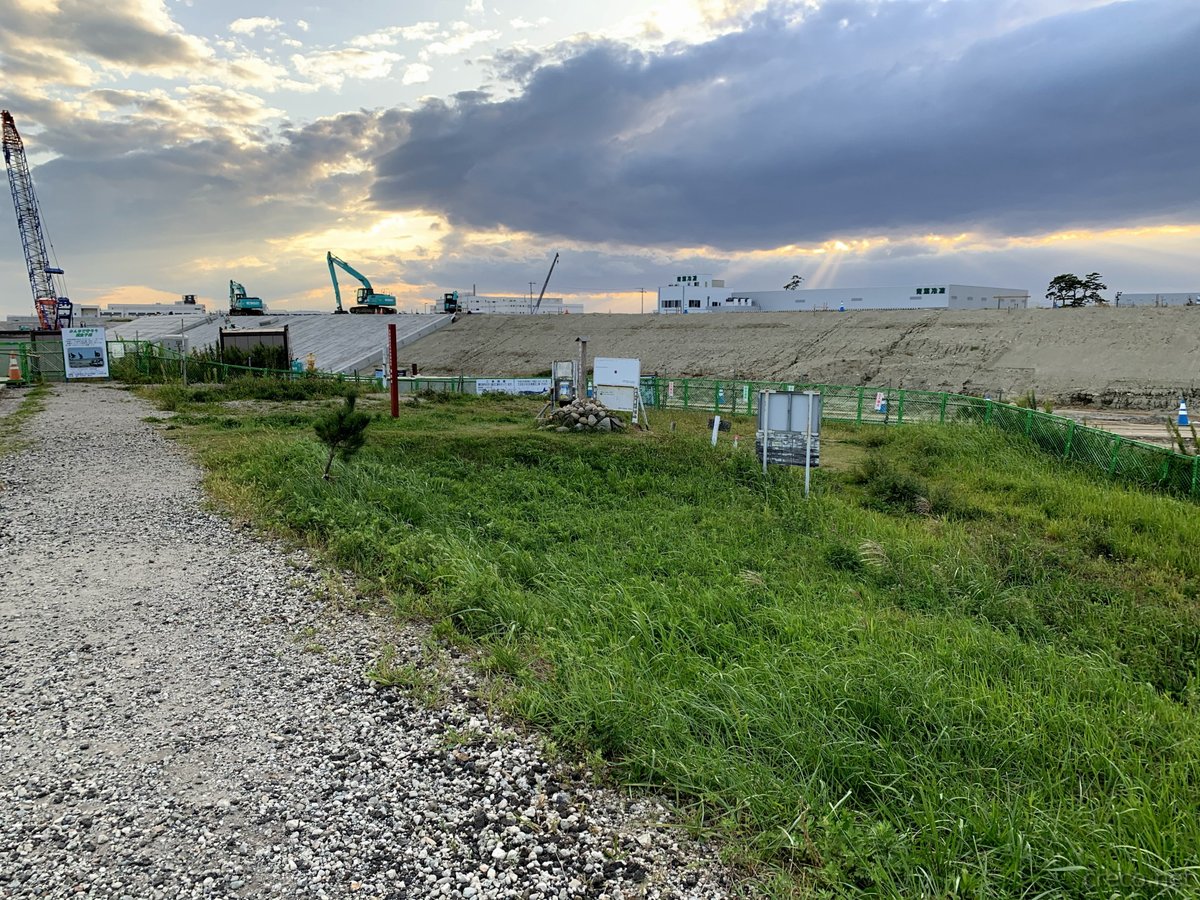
<box><xmin>92</xmin><ymin>359</ymin><xmax>1200</xmax><ymax>501</ymax></box>
<box><xmin>642</xmin><ymin>377</ymin><xmax>1198</xmax><ymax>501</ymax></box>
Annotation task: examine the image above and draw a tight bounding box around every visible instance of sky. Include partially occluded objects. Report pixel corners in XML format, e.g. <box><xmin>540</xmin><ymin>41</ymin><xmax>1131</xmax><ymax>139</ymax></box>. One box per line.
<box><xmin>0</xmin><ymin>0</ymin><xmax>1197</xmax><ymax>315</ymax></box>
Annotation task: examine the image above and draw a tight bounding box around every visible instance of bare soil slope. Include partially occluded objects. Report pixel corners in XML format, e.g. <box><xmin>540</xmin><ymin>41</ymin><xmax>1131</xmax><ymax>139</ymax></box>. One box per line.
<box><xmin>408</xmin><ymin>307</ymin><xmax>1200</xmax><ymax>407</ymax></box>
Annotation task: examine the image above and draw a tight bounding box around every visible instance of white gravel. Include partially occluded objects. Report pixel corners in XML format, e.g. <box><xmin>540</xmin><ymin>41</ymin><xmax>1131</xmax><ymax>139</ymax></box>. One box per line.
<box><xmin>0</xmin><ymin>384</ymin><xmax>736</xmax><ymax>900</ymax></box>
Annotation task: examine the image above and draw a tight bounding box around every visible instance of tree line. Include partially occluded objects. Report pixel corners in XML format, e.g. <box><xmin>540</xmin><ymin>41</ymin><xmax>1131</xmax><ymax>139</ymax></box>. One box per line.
<box><xmin>1046</xmin><ymin>272</ymin><xmax>1108</xmax><ymax>307</ymax></box>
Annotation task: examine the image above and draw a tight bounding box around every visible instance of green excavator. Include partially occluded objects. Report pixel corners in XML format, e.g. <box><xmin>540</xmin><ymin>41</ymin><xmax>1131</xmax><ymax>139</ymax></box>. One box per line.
<box><xmin>326</xmin><ymin>252</ymin><xmax>397</xmax><ymax>314</ymax></box>
<box><xmin>228</xmin><ymin>280</ymin><xmax>266</xmax><ymax>316</ymax></box>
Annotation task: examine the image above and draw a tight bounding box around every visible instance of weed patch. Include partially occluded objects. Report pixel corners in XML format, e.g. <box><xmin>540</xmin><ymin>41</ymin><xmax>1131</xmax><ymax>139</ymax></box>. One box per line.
<box><xmin>164</xmin><ymin>393</ymin><xmax>1200</xmax><ymax>898</ymax></box>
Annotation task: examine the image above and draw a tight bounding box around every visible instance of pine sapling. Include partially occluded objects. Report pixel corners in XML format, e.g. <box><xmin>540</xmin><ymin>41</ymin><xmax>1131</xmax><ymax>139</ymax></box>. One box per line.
<box><xmin>315</xmin><ymin>392</ymin><xmax>372</xmax><ymax>479</ymax></box>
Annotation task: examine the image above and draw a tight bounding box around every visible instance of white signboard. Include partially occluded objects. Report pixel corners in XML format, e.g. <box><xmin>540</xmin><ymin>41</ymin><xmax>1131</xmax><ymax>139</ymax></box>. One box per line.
<box><xmin>593</xmin><ymin>357</ymin><xmax>640</xmax><ymax>389</ymax></box>
<box><xmin>596</xmin><ymin>384</ymin><xmax>638</xmax><ymax>413</ymax></box>
<box><xmin>475</xmin><ymin>378</ymin><xmax>551</xmax><ymax>396</ymax></box>
<box><xmin>62</xmin><ymin>327</ymin><xmax>109</xmax><ymax>379</ymax></box>
<box><xmin>874</xmin><ymin>392</ymin><xmax>887</xmax><ymax>412</ymax></box>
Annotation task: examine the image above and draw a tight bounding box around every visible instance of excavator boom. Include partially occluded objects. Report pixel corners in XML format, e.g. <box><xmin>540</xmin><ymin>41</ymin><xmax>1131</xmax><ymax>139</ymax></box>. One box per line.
<box><xmin>533</xmin><ymin>252</ymin><xmax>560</xmax><ymax>312</ymax></box>
<box><xmin>326</xmin><ymin>251</ymin><xmax>397</xmax><ymax>314</ymax></box>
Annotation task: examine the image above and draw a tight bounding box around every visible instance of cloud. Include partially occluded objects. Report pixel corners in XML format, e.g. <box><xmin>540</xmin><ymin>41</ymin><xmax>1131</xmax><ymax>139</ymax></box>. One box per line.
<box><xmin>229</xmin><ymin>17</ymin><xmax>283</xmax><ymax>36</ymax></box>
<box><xmin>371</xmin><ymin>0</ymin><xmax>1200</xmax><ymax>251</ymax></box>
<box><xmin>510</xmin><ymin>17</ymin><xmax>551</xmax><ymax>30</ymax></box>
<box><xmin>0</xmin><ymin>0</ymin><xmax>211</xmax><ymax>77</ymax></box>
<box><xmin>419</xmin><ymin>24</ymin><xmax>502</xmax><ymax>58</ymax></box>
<box><xmin>349</xmin><ymin>22</ymin><xmax>442</xmax><ymax>48</ymax></box>
<box><xmin>290</xmin><ymin>48</ymin><xmax>403</xmax><ymax>90</ymax></box>
<box><xmin>402</xmin><ymin>64</ymin><xmax>433</xmax><ymax>85</ymax></box>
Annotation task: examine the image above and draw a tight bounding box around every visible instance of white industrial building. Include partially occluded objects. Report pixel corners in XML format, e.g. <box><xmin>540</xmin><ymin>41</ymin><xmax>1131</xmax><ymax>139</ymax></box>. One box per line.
<box><xmin>427</xmin><ymin>294</ymin><xmax>584</xmax><ymax>315</ymax></box>
<box><xmin>656</xmin><ymin>274</ymin><xmax>1028</xmax><ymax>313</ymax></box>
<box><xmin>1112</xmin><ymin>292</ymin><xmax>1200</xmax><ymax>307</ymax></box>
<box><xmin>104</xmin><ymin>298</ymin><xmax>209</xmax><ymax>316</ymax></box>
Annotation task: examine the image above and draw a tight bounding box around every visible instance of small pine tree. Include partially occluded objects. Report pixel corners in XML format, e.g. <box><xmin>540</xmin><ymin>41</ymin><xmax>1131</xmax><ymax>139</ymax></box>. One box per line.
<box><xmin>315</xmin><ymin>392</ymin><xmax>371</xmax><ymax>479</ymax></box>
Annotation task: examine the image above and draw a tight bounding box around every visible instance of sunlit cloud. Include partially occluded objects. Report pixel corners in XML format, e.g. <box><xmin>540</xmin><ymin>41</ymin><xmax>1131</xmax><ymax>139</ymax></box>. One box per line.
<box><xmin>228</xmin><ymin>17</ymin><xmax>283</xmax><ymax>36</ymax></box>
<box><xmin>402</xmin><ymin>63</ymin><xmax>433</xmax><ymax>85</ymax></box>
<box><xmin>289</xmin><ymin>48</ymin><xmax>403</xmax><ymax>89</ymax></box>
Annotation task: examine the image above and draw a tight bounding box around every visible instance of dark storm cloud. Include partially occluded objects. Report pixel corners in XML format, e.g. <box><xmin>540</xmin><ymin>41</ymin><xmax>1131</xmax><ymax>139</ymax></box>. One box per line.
<box><xmin>372</xmin><ymin>0</ymin><xmax>1200</xmax><ymax>250</ymax></box>
<box><xmin>17</xmin><ymin>110</ymin><xmax>382</xmax><ymax>256</ymax></box>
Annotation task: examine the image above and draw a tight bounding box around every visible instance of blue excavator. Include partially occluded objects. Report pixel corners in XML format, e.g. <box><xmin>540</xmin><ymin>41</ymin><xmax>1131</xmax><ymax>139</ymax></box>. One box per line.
<box><xmin>327</xmin><ymin>252</ymin><xmax>398</xmax><ymax>314</ymax></box>
<box><xmin>229</xmin><ymin>280</ymin><xmax>266</xmax><ymax>315</ymax></box>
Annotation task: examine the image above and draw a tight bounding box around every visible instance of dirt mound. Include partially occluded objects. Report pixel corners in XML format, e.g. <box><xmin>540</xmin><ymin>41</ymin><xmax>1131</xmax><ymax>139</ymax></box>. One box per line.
<box><xmin>406</xmin><ymin>307</ymin><xmax>1200</xmax><ymax>408</ymax></box>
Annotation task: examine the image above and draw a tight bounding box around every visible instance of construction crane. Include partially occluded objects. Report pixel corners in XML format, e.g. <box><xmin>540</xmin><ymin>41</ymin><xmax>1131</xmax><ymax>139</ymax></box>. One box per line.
<box><xmin>228</xmin><ymin>280</ymin><xmax>266</xmax><ymax>316</ymax></box>
<box><xmin>2</xmin><ymin>110</ymin><xmax>71</xmax><ymax>330</ymax></box>
<box><xmin>326</xmin><ymin>252</ymin><xmax>397</xmax><ymax>314</ymax></box>
<box><xmin>532</xmin><ymin>252</ymin><xmax>560</xmax><ymax>314</ymax></box>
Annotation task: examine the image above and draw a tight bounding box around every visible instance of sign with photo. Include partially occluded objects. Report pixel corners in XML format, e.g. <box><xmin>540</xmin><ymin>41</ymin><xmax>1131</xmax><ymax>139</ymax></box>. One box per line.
<box><xmin>62</xmin><ymin>327</ymin><xmax>109</xmax><ymax>379</ymax></box>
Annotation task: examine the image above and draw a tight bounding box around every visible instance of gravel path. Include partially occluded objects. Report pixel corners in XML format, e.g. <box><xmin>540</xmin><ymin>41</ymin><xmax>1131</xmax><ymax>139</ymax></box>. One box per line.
<box><xmin>0</xmin><ymin>385</ymin><xmax>735</xmax><ymax>900</ymax></box>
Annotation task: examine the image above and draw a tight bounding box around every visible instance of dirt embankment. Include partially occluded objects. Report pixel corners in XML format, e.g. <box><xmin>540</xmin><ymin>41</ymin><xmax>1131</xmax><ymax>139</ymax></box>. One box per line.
<box><xmin>406</xmin><ymin>307</ymin><xmax>1200</xmax><ymax>408</ymax></box>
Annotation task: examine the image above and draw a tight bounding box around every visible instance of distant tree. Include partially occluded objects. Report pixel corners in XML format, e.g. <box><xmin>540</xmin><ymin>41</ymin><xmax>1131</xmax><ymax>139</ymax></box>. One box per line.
<box><xmin>783</xmin><ymin>274</ymin><xmax>804</xmax><ymax>290</ymax></box>
<box><xmin>1046</xmin><ymin>274</ymin><xmax>1083</xmax><ymax>307</ymax></box>
<box><xmin>1081</xmin><ymin>272</ymin><xmax>1108</xmax><ymax>305</ymax></box>
<box><xmin>1046</xmin><ymin>272</ymin><xmax>1106</xmax><ymax>307</ymax></box>
<box><xmin>315</xmin><ymin>392</ymin><xmax>371</xmax><ymax>479</ymax></box>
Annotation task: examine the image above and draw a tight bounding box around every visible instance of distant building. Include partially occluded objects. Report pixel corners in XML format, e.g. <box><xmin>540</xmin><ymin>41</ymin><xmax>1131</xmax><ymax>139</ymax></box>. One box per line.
<box><xmin>656</xmin><ymin>274</ymin><xmax>1028</xmax><ymax>312</ymax></box>
<box><xmin>430</xmin><ymin>294</ymin><xmax>584</xmax><ymax>315</ymax></box>
<box><xmin>1113</xmin><ymin>292</ymin><xmax>1200</xmax><ymax>307</ymax></box>
<box><xmin>103</xmin><ymin>298</ymin><xmax>208</xmax><ymax>316</ymax></box>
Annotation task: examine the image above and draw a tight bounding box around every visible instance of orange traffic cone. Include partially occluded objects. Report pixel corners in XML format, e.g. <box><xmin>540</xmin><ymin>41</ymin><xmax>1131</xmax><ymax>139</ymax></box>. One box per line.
<box><xmin>6</xmin><ymin>354</ymin><xmax>22</xmax><ymax>385</ymax></box>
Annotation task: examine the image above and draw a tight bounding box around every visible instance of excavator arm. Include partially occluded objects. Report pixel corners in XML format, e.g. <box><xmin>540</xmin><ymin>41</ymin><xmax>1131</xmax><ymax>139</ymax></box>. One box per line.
<box><xmin>533</xmin><ymin>252</ymin><xmax>560</xmax><ymax>312</ymax></box>
<box><xmin>327</xmin><ymin>251</ymin><xmax>396</xmax><ymax>313</ymax></box>
<box><xmin>327</xmin><ymin>252</ymin><xmax>347</xmax><ymax>313</ymax></box>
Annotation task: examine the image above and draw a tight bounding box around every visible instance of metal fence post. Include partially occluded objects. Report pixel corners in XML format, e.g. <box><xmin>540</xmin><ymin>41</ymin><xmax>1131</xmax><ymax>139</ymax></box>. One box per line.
<box><xmin>939</xmin><ymin>392</ymin><xmax>948</xmax><ymax>424</ymax></box>
<box><xmin>1064</xmin><ymin>420</ymin><xmax>1076</xmax><ymax>459</ymax></box>
<box><xmin>1025</xmin><ymin>408</ymin><xmax>1034</xmax><ymax>436</ymax></box>
<box><xmin>856</xmin><ymin>386</ymin><xmax>864</xmax><ymax>424</ymax></box>
<box><xmin>984</xmin><ymin>399</ymin><xmax>994</xmax><ymax>425</ymax></box>
<box><xmin>1108</xmin><ymin>438</ymin><xmax>1120</xmax><ymax>476</ymax></box>
<box><xmin>1192</xmin><ymin>456</ymin><xmax>1199</xmax><ymax>498</ymax></box>
<box><xmin>897</xmin><ymin>390</ymin><xmax>906</xmax><ymax>425</ymax></box>
<box><xmin>683</xmin><ymin>380</ymin><xmax>690</xmax><ymax>409</ymax></box>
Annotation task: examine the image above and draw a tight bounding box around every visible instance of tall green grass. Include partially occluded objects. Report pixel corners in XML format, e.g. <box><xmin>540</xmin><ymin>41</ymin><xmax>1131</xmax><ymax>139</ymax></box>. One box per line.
<box><xmin>168</xmin><ymin>393</ymin><xmax>1200</xmax><ymax>897</ymax></box>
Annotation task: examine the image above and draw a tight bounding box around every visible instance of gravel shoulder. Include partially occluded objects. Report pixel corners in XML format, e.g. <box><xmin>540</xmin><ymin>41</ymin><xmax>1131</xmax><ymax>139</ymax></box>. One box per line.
<box><xmin>0</xmin><ymin>384</ymin><xmax>735</xmax><ymax>900</ymax></box>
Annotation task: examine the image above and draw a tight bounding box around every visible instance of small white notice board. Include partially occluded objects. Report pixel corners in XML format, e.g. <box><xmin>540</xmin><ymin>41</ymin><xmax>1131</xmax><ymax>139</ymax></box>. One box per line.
<box><xmin>62</xmin><ymin>327</ymin><xmax>109</xmax><ymax>379</ymax></box>
<box><xmin>593</xmin><ymin>357</ymin><xmax>640</xmax><ymax>389</ymax></box>
<box><xmin>592</xmin><ymin>356</ymin><xmax>647</xmax><ymax>426</ymax></box>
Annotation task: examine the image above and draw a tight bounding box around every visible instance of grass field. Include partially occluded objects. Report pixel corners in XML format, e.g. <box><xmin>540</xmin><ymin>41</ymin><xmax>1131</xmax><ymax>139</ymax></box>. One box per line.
<box><xmin>148</xmin><ymin>383</ymin><xmax>1200</xmax><ymax>898</ymax></box>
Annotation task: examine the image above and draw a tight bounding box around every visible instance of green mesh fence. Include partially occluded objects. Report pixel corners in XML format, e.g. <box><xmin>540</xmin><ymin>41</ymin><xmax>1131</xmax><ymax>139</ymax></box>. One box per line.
<box><xmin>95</xmin><ymin>348</ymin><xmax>1199</xmax><ymax>502</ymax></box>
<box><xmin>637</xmin><ymin>376</ymin><xmax>1198</xmax><ymax>501</ymax></box>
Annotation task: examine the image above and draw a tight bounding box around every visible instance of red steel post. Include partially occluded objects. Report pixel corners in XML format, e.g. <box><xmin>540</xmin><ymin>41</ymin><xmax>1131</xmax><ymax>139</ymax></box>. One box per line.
<box><xmin>388</xmin><ymin>323</ymin><xmax>399</xmax><ymax>418</ymax></box>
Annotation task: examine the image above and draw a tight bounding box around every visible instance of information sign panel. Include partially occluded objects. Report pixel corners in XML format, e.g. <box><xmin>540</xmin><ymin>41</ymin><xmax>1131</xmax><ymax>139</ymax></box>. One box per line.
<box><xmin>475</xmin><ymin>378</ymin><xmax>551</xmax><ymax>396</ymax></box>
<box><xmin>62</xmin><ymin>327</ymin><xmax>109</xmax><ymax>379</ymax></box>
<box><xmin>593</xmin><ymin>357</ymin><xmax>640</xmax><ymax>389</ymax></box>
<box><xmin>596</xmin><ymin>384</ymin><xmax>637</xmax><ymax>413</ymax></box>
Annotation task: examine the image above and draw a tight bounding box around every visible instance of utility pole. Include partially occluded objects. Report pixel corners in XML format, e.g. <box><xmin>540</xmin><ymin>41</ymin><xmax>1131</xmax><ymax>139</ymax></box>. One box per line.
<box><xmin>640</xmin><ymin>288</ymin><xmax>645</xmax><ymax>314</ymax></box>
<box><xmin>529</xmin><ymin>282</ymin><xmax>536</xmax><ymax>312</ymax></box>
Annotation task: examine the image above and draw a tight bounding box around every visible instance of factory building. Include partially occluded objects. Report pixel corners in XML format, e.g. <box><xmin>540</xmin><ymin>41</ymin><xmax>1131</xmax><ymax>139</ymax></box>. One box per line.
<box><xmin>656</xmin><ymin>274</ymin><xmax>1029</xmax><ymax>313</ymax></box>
<box><xmin>1113</xmin><ymin>292</ymin><xmax>1200</xmax><ymax>307</ymax></box>
<box><xmin>427</xmin><ymin>295</ymin><xmax>584</xmax><ymax>314</ymax></box>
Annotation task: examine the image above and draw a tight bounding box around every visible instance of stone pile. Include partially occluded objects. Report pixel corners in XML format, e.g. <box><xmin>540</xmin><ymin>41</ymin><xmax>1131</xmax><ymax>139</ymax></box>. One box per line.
<box><xmin>541</xmin><ymin>397</ymin><xmax>627</xmax><ymax>433</ymax></box>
